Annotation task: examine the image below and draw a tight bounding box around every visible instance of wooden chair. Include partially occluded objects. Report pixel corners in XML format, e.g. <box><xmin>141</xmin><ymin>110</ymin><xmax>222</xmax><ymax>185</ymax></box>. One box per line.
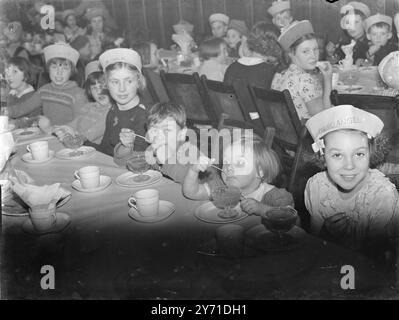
<box><xmin>141</xmin><ymin>68</ymin><xmax>169</xmax><ymax>104</ymax></box>
<box><xmin>247</xmin><ymin>86</ymin><xmax>315</xmax><ymax>193</ymax></box>
<box><xmin>160</xmin><ymin>70</ymin><xmax>218</xmax><ymax>128</ymax></box>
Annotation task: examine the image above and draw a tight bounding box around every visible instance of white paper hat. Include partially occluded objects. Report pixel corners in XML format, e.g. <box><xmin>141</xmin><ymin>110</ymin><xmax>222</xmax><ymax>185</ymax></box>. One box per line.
<box><xmin>268</xmin><ymin>0</ymin><xmax>291</xmax><ymax>17</ymax></box>
<box><xmin>99</xmin><ymin>48</ymin><xmax>142</xmax><ymax>72</ymax></box>
<box><xmin>305</xmin><ymin>105</ymin><xmax>384</xmax><ymax>154</ymax></box>
<box><xmin>364</xmin><ymin>14</ymin><xmax>392</xmax><ymax>32</ymax></box>
<box><xmin>340</xmin><ymin>2</ymin><xmax>371</xmax><ymax>18</ymax></box>
<box><xmin>278</xmin><ymin>20</ymin><xmax>314</xmax><ymax>51</ymax></box>
<box><xmin>43</xmin><ymin>42</ymin><xmax>80</xmax><ymax>66</ymax></box>
<box><xmin>209</xmin><ymin>13</ymin><xmax>229</xmax><ymax>26</ymax></box>
<box><xmin>173</xmin><ymin>20</ymin><xmax>194</xmax><ymax>34</ymax></box>
<box><xmin>85</xmin><ymin>60</ymin><xmax>102</xmax><ymax>80</ymax></box>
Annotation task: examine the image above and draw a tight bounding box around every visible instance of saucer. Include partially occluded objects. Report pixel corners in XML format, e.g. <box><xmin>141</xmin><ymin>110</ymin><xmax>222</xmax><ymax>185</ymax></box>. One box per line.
<box><xmin>13</xmin><ymin>127</ymin><xmax>41</xmax><ymax>139</ymax></box>
<box><xmin>115</xmin><ymin>170</ymin><xmax>162</xmax><ymax>188</ymax></box>
<box><xmin>194</xmin><ymin>201</ymin><xmax>248</xmax><ymax>224</ymax></box>
<box><xmin>72</xmin><ymin>175</ymin><xmax>112</xmax><ymax>193</ymax></box>
<box><xmin>128</xmin><ymin>200</ymin><xmax>175</xmax><ymax>223</ymax></box>
<box><xmin>22</xmin><ymin>212</ymin><xmax>71</xmax><ymax>235</ymax></box>
<box><xmin>56</xmin><ymin>146</ymin><xmax>96</xmax><ymax>160</ymax></box>
<box><xmin>22</xmin><ymin>150</ymin><xmax>55</xmax><ymax>164</ymax></box>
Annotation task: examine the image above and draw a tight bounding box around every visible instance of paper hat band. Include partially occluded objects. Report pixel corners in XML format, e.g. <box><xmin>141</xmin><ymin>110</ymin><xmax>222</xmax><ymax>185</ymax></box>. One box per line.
<box><xmin>268</xmin><ymin>0</ymin><xmax>291</xmax><ymax>16</ymax></box>
<box><xmin>278</xmin><ymin>20</ymin><xmax>314</xmax><ymax>51</ymax></box>
<box><xmin>43</xmin><ymin>42</ymin><xmax>80</xmax><ymax>66</ymax></box>
<box><xmin>364</xmin><ymin>14</ymin><xmax>393</xmax><ymax>32</ymax></box>
<box><xmin>173</xmin><ymin>21</ymin><xmax>194</xmax><ymax>34</ymax></box>
<box><xmin>99</xmin><ymin>48</ymin><xmax>142</xmax><ymax>72</ymax></box>
<box><xmin>305</xmin><ymin>105</ymin><xmax>384</xmax><ymax>154</ymax></box>
<box><xmin>341</xmin><ymin>2</ymin><xmax>371</xmax><ymax>18</ymax></box>
<box><xmin>85</xmin><ymin>60</ymin><xmax>102</xmax><ymax>80</ymax></box>
<box><xmin>209</xmin><ymin>13</ymin><xmax>229</xmax><ymax>25</ymax></box>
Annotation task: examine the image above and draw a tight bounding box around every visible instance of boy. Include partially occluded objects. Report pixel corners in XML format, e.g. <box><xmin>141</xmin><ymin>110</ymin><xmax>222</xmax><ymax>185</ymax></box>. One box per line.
<box><xmin>146</xmin><ymin>102</ymin><xmax>220</xmax><ymax>185</ymax></box>
<box><xmin>326</xmin><ymin>1</ymin><xmax>371</xmax><ymax>63</ymax></box>
<box><xmin>363</xmin><ymin>14</ymin><xmax>397</xmax><ymax>66</ymax></box>
<box><xmin>226</xmin><ymin>19</ymin><xmax>248</xmax><ymax>58</ymax></box>
<box><xmin>198</xmin><ymin>37</ymin><xmax>228</xmax><ymax>81</ymax></box>
<box><xmin>209</xmin><ymin>13</ymin><xmax>229</xmax><ymax>39</ymax></box>
<box><xmin>268</xmin><ymin>0</ymin><xmax>296</xmax><ymax>33</ymax></box>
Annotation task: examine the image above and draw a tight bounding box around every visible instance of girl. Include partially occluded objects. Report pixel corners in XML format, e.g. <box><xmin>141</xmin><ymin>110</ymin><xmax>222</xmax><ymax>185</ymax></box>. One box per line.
<box><xmin>183</xmin><ymin>132</ymin><xmax>294</xmax><ymax>216</ymax></box>
<box><xmin>226</xmin><ymin>19</ymin><xmax>248</xmax><ymax>58</ymax></box>
<box><xmin>62</xmin><ymin>9</ymin><xmax>86</xmax><ymax>43</ymax></box>
<box><xmin>39</xmin><ymin>60</ymin><xmax>111</xmax><ymax>144</ymax></box>
<box><xmin>84</xmin><ymin>48</ymin><xmax>148</xmax><ymax>162</ymax></box>
<box><xmin>198</xmin><ymin>37</ymin><xmax>228</xmax><ymax>82</ymax></box>
<box><xmin>304</xmin><ymin>105</ymin><xmax>399</xmax><ymax>255</ymax></box>
<box><xmin>5</xmin><ymin>57</ymin><xmax>37</xmax><ymax>127</ymax></box>
<box><xmin>271</xmin><ymin>20</ymin><xmax>332</xmax><ymax>120</ymax></box>
<box><xmin>86</xmin><ymin>7</ymin><xmax>107</xmax><ymax>60</ymax></box>
<box><xmin>7</xmin><ymin>42</ymin><xmax>88</xmax><ymax>125</ymax></box>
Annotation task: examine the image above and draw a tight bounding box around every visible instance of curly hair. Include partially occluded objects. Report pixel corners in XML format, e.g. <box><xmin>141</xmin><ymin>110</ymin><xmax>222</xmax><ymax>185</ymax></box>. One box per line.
<box><xmin>246</xmin><ymin>27</ymin><xmax>283</xmax><ymax>58</ymax></box>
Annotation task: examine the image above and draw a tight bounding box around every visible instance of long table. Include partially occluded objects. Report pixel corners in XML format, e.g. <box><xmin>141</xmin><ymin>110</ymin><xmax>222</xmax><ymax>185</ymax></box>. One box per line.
<box><xmin>1</xmin><ymin>138</ymin><xmax>396</xmax><ymax>299</ymax></box>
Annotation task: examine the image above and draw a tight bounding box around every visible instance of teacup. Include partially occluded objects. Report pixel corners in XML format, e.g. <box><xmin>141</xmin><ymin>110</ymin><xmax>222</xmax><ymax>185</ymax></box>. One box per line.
<box><xmin>27</xmin><ymin>141</ymin><xmax>49</xmax><ymax>160</ymax></box>
<box><xmin>0</xmin><ymin>115</ymin><xmax>8</xmax><ymax>133</ymax></box>
<box><xmin>128</xmin><ymin>189</ymin><xmax>159</xmax><ymax>217</ymax></box>
<box><xmin>215</xmin><ymin>224</ymin><xmax>245</xmax><ymax>258</ymax></box>
<box><xmin>74</xmin><ymin>166</ymin><xmax>100</xmax><ymax>189</ymax></box>
<box><xmin>339</xmin><ymin>58</ymin><xmax>353</xmax><ymax>71</ymax></box>
<box><xmin>29</xmin><ymin>203</ymin><xmax>57</xmax><ymax>232</ymax></box>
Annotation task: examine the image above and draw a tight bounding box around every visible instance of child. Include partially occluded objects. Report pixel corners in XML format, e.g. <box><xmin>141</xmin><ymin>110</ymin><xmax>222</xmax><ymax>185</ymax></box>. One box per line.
<box><xmin>5</xmin><ymin>57</ymin><xmax>37</xmax><ymax>127</ymax></box>
<box><xmin>226</xmin><ymin>19</ymin><xmax>248</xmax><ymax>58</ymax></box>
<box><xmin>146</xmin><ymin>101</ymin><xmax>219</xmax><ymax>184</ymax></box>
<box><xmin>224</xmin><ymin>21</ymin><xmax>281</xmax><ymax>89</ymax></box>
<box><xmin>198</xmin><ymin>37</ymin><xmax>228</xmax><ymax>82</ymax></box>
<box><xmin>183</xmin><ymin>131</ymin><xmax>294</xmax><ymax>217</ymax></box>
<box><xmin>326</xmin><ymin>1</ymin><xmax>370</xmax><ymax>64</ymax></box>
<box><xmin>209</xmin><ymin>13</ymin><xmax>229</xmax><ymax>39</ymax></box>
<box><xmin>85</xmin><ymin>7</ymin><xmax>107</xmax><ymax>59</ymax></box>
<box><xmin>84</xmin><ymin>48</ymin><xmax>148</xmax><ymax>161</ymax></box>
<box><xmin>363</xmin><ymin>14</ymin><xmax>397</xmax><ymax>66</ymax></box>
<box><xmin>304</xmin><ymin>105</ymin><xmax>399</xmax><ymax>256</ymax></box>
<box><xmin>62</xmin><ymin>9</ymin><xmax>86</xmax><ymax>43</ymax></box>
<box><xmin>172</xmin><ymin>20</ymin><xmax>198</xmax><ymax>52</ymax></box>
<box><xmin>268</xmin><ymin>0</ymin><xmax>296</xmax><ymax>33</ymax></box>
<box><xmin>70</xmin><ymin>35</ymin><xmax>92</xmax><ymax>86</ymax></box>
<box><xmin>3</xmin><ymin>21</ymin><xmax>30</xmax><ymax>61</ymax></box>
<box><xmin>7</xmin><ymin>42</ymin><xmax>88</xmax><ymax>125</ymax></box>
<box><xmin>41</xmin><ymin>60</ymin><xmax>111</xmax><ymax>144</ymax></box>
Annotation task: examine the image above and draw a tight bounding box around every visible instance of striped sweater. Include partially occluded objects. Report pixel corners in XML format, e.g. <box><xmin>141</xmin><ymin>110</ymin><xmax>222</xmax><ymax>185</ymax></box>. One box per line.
<box><xmin>8</xmin><ymin>81</ymin><xmax>88</xmax><ymax>125</ymax></box>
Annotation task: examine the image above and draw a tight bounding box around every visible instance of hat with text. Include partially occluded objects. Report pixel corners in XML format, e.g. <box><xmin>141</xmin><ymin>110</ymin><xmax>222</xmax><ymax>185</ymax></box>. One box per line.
<box><xmin>278</xmin><ymin>20</ymin><xmax>314</xmax><ymax>51</ymax></box>
<box><xmin>99</xmin><ymin>48</ymin><xmax>142</xmax><ymax>72</ymax></box>
<box><xmin>364</xmin><ymin>13</ymin><xmax>392</xmax><ymax>32</ymax></box>
<box><xmin>268</xmin><ymin>0</ymin><xmax>291</xmax><ymax>17</ymax></box>
<box><xmin>209</xmin><ymin>13</ymin><xmax>229</xmax><ymax>26</ymax></box>
<box><xmin>43</xmin><ymin>42</ymin><xmax>80</xmax><ymax>66</ymax></box>
<box><xmin>305</xmin><ymin>105</ymin><xmax>384</xmax><ymax>154</ymax></box>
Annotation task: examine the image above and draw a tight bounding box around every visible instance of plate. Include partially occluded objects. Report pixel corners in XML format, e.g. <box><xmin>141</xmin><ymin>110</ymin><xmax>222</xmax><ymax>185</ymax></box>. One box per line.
<box><xmin>22</xmin><ymin>212</ymin><xmax>71</xmax><ymax>235</ymax></box>
<box><xmin>56</xmin><ymin>146</ymin><xmax>96</xmax><ymax>160</ymax></box>
<box><xmin>22</xmin><ymin>150</ymin><xmax>55</xmax><ymax>164</ymax></box>
<box><xmin>194</xmin><ymin>201</ymin><xmax>248</xmax><ymax>224</ymax></box>
<box><xmin>128</xmin><ymin>200</ymin><xmax>175</xmax><ymax>223</ymax></box>
<box><xmin>2</xmin><ymin>193</ymin><xmax>72</xmax><ymax>217</ymax></box>
<box><xmin>115</xmin><ymin>170</ymin><xmax>162</xmax><ymax>188</ymax></box>
<box><xmin>13</xmin><ymin>127</ymin><xmax>41</xmax><ymax>139</ymax></box>
<box><xmin>72</xmin><ymin>175</ymin><xmax>112</xmax><ymax>193</ymax></box>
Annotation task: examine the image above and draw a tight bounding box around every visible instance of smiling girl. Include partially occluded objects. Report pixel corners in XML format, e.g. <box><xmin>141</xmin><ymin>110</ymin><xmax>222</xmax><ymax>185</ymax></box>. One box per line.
<box><xmin>305</xmin><ymin>105</ymin><xmax>399</xmax><ymax>254</ymax></box>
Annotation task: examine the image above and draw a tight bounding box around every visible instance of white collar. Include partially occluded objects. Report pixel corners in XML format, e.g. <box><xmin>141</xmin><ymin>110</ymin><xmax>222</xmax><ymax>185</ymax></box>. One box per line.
<box><xmin>237</xmin><ymin>57</ymin><xmax>266</xmax><ymax>66</ymax></box>
<box><xmin>9</xmin><ymin>84</ymin><xmax>34</xmax><ymax>98</ymax></box>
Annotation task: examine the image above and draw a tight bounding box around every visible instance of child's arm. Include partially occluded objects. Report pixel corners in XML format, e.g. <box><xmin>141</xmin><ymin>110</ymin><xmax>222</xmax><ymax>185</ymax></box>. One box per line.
<box><xmin>7</xmin><ymin>91</ymin><xmax>42</xmax><ymax>119</ymax></box>
<box><xmin>240</xmin><ymin>198</ymin><xmax>272</xmax><ymax>216</ymax></box>
<box><xmin>182</xmin><ymin>156</ymin><xmax>214</xmax><ymax>200</ymax></box>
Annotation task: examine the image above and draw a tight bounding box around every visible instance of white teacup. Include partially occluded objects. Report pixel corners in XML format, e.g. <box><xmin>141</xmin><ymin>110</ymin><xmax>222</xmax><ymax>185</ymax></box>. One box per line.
<box><xmin>27</xmin><ymin>141</ymin><xmax>49</xmax><ymax>160</ymax></box>
<box><xmin>128</xmin><ymin>189</ymin><xmax>159</xmax><ymax>217</ymax></box>
<box><xmin>29</xmin><ymin>203</ymin><xmax>57</xmax><ymax>232</ymax></box>
<box><xmin>0</xmin><ymin>115</ymin><xmax>8</xmax><ymax>133</ymax></box>
<box><xmin>74</xmin><ymin>166</ymin><xmax>100</xmax><ymax>189</ymax></box>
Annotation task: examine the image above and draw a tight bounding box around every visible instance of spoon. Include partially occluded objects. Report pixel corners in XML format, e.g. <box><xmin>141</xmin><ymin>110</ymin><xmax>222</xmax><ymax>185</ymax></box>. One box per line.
<box><xmin>210</xmin><ymin>165</ymin><xmax>247</xmax><ymax>200</ymax></box>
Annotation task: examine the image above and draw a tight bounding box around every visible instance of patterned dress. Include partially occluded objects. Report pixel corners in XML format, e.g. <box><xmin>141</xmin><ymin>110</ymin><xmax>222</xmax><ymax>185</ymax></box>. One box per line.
<box><xmin>271</xmin><ymin>63</ymin><xmax>324</xmax><ymax>120</ymax></box>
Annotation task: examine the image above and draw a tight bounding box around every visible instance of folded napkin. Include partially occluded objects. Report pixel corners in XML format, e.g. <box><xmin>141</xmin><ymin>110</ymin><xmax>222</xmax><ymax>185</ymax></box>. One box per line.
<box><xmin>172</xmin><ymin>33</ymin><xmax>193</xmax><ymax>55</ymax></box>
<box><xmin>11</xmin><ymin>181</ymin><xmax>71</xmax><ymax>207</ymax></box>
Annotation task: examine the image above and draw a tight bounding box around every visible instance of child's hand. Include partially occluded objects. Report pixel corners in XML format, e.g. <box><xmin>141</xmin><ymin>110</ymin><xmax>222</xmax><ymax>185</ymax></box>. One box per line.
<box><xmin>326</xmin><ymin>41</ymin><xmax>336</xmax><ymax>57</ymax></box>
<box><xmin>368</xmin><ymin>44</ymin><xmax>381</xmax><ymax>56</ymax></box>
<box><xmin>37</xmin><ymin>116</ymin><xmax>52</xmax><ymax>134</ymax></box>
<box><xmin>53</xmin><ymin>125</ymin><xmax>75</xmax><ymax>141</ymax></box>
<box><xmin>190</xmin><ymin>156</ymin><xmax>215</xmax><ymax>173</ymax></box>
<box><xmin>120</xmin><ymin>128</ymin><xmax>136</xmax><ymax>147</ymax></box>
<box><xmin>316</xmin><ymin>61</ymin><xmax>333</xmax><ymax>79</ymax></box>
<box><xmin>323</xmin><ymin>212</ymin><xmax>349</xmax><ymax>236</ymax></box>
<box><xmin>240</xmin><ymin>198</ymin><xmax>269</xmax><ymax>216</ymax></box>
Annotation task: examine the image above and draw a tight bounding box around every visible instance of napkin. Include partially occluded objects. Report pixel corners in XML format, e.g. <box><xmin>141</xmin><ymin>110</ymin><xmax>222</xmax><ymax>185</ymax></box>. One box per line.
<box><xmin>0</xmin><ymin>131</ymin><xmax>15</xmax><ymax>172</ymax></box>
<box><xmin>11</xmin><ymin>181</ymin><xmax>71</xmax><ymax>207</ymax></box>
<box><xmin>341</xmin><ymin>40</ymin><xmax>356</xmax><ymax>58</ymax></box>
<box><xmin>171</xmin><ymin>33</ymin><xmax>193</xmax><ymax>55</ymax></box>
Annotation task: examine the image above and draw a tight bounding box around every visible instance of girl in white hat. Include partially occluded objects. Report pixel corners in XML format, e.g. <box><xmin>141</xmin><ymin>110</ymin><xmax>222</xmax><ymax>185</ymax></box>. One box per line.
<box><xmin>305</xmin><ymin>105</ymin><xmax>399</xmax><ymax>264</ymax></box>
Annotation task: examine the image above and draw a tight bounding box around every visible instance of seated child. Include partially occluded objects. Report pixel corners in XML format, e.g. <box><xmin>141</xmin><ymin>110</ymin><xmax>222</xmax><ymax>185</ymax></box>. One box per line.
<box><xmin>268</xmin><ymin>0</ymin><xmax>296</xmax><ymax>34</ymax></box>
<box><xmin>84</xmin><ymin>48</ymin><xmax>148</xmax><ymax>162</ymax></box>
<box><xmin>198</xmin><ymin>37</ymin><xmax>228</xmax><ymax>82</ymax></box>
<box><xmin>40</xmin><ymin>60</ymin><xmax>111</xmax><ymax>144</ymax></box>
<box><xmin>209</xmin><ymin>13</ymin><xmax>229</xmax><ymax>39</ymax></box>
<box><xmin>224</xmin><ymin>21</ymin><xmax>281</xmax><ymax>89</ymax></box>
<box><xmin>304</xmin><ymin>105</ymin><xmax>399</xmax><ymax>258</ymax></box>
<box><xmin>326</xmin><ymin>1</ymin><xmax>370</xmax><ymax>64</ymax></box>
<box><xmin>183</xmin><ymin>131</ymin><xmax>294</xmax><ymax>217</ymax></box>
<box><xmin>172</xmin><ymin>20</ymin><xmax>198</xmax><ymax>52</ymax></box>
<box><xmin>226</xmin><ymin>20</ymin><xmax>248</xmax><ymax>58</ymax></box>
<box><xmin>62</xmin><ymin>9</ymin><xmax>86</xmax><ymax>43</ymax></box>
<box><xmin>362</xmin><ymin>14</ymin><xmax>397</xmax><ymax>66</ymax></box>
<box><xmin>5</xmin><ymin>56</ymin><xmax>37</xmax><ymax>127</ymax></box>
<box><xmin>4</xmin><ymin>21</ymin><xmax>30</xmax><ymax>61</ymax></box>
<box><xmin>7</xmin><ymin>42</ymin><xmax>88</xmax><ymax>125</ymax></box>
<box><xmin>146</xmin><ymin>101</ymin><xmax>219</xmax><ymax>184</ymax></box>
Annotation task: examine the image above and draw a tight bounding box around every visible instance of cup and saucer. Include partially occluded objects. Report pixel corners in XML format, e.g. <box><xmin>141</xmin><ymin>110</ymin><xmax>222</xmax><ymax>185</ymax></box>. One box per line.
<box><xmin>127</xmin><ymin>189</ymin><xmax>175</xmax><ymax>223</ymax></box>
<box><xmin>23</xmin><ymin>212</ymin><xmax>71</xmax><ymax>235</ymax></box>
<box><xmin>72</xmin><ymin>166</ymin><xmax>112</xmax><ymax>193</ymax></box>
<box><xmin>22</xmin><ymin>141</ymin><xmax>55</xmax><ymax>164</ymax></box>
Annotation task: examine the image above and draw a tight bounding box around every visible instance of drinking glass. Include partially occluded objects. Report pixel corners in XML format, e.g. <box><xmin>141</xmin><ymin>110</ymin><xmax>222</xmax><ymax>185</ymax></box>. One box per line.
<box><xmin>126</xmin><ymin>152</ymin><xmax>151</xmax><ymax>183</ymax></box>
<box><xmin>211</xmin><ymin>186</ymin><xmax>242</xmax><ymax>219</ymax></box>
<box><xmin>261</xmin><ymin>207</ymin><xmax>298</xmax><ymax>246</ymax></box>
